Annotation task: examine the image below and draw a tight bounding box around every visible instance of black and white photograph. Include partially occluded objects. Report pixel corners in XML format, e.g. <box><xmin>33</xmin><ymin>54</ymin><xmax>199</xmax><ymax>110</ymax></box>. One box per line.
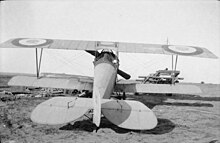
<box><xmin>0</xmin><ymin>0</ymin><xmax>220</xmax><ymax>143</ymax></box>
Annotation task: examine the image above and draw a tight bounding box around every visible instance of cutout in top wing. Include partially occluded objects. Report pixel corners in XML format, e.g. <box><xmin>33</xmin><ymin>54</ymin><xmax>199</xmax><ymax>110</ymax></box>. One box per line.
<box><xmin>0</xmin><ymin>38</ymin><xmax>217</xmax><ymax>58</ymax></box>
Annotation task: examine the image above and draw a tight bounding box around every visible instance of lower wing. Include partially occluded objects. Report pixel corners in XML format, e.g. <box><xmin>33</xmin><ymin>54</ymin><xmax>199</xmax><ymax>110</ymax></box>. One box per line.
<box><xmin>115</xmin><ymin>82</ymin><xmax>201</xmax><ymax>94</ymax></box>
<box><xmin>8</xmin><ymin>75</ymin><xmax>201</xmax><ymax>94</ymax></box>
<box><xmin>8</xmin><ymin>74</ymin><xmax>93</xmax><ymax>91</ymax></box>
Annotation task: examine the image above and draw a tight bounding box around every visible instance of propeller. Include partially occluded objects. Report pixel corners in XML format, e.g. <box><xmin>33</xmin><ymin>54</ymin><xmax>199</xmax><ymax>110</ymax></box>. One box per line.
<box><xmin>117</xmin><ymin>69</ymin><xmax>131</xmax><ymax>80</ymax></box>
<box><xmin>85</xmin><ymin>50</ymin><xmax>100</xmax><ymax>57</ymax></box>
<box><xmin>85</xmin><ymin>50</ymin><xmax>131</xmax><ymax>80</ymax></box>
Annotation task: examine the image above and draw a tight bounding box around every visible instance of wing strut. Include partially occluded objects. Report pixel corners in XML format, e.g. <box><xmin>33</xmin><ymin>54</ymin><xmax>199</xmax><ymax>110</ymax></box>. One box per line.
<box><xmin>170</xmin><ymin>55</ymin><xmax>179</xmax><ymax>84</ymax></box>
<box><xmin>172</xmin><ymin>55</ymin><xmax>174</xmax><ymax>70</ymax></box>
<box><xmin>167</xmin><ymin>38</ymin><xmax>174</xmax><ymax>71</ymax></box>
<box><xmin>35</xmin><ymin>48</ymin><xmax>43</xmax><ymax>78</ymax></box>
<box><xmin>39</xmin><ymin>48</ymin><xmax>43</xmax><ymax>73</ymax></box>
<box><xmin>174</xmin><ymin>55</ymin><xmax>178</xmax><ymax>71</ymax></box>
<box><xmin>167</xmin><ymin>39</ymin><xmax>179</xmax><ymax>84</ymax></box>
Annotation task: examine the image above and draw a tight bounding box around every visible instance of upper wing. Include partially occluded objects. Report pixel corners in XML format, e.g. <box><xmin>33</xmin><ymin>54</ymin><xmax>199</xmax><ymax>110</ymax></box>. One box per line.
<box><xmin>8</xmin><ymin>74</ymin><xmax>93</xmax><ymax>91</ymax></box>
<box><xmin>0</xmin><ymin>38</ymin><xmax>217</xmax><ymax>58</ymax></box>
<box><xmin>115</xmin><ymin>80</ymin><xmax>201</xmax><ymax>94</ymax></box>
<box><xmin>118</xmin><ymin>43</ymin><xmax>218</xmax><ymax>59</ymax></box>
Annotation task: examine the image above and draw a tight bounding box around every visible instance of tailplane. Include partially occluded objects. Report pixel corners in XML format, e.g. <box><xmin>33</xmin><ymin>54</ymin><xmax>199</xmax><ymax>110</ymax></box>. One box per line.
<box><xmin>31</xmin><ymin>97</ymin><xmax>157</xmax><ymax>130</ymax></box>
<box><xmin>31</xmin><ymin>97</ymin><xmax>92</xmax><ymax>125</ymax></box>
<box><xmin>102</xmin><ymin>99</ymin><xmax>157</xmax><ymax>130</ymax></box>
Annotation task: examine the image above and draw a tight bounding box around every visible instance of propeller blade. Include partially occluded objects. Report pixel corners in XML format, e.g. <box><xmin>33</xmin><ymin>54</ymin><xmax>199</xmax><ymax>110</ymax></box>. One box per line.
<box><xmin>117</xmin><ymin>69</ymin><xmax>131</xmax><ymax>80</ymax></box>
<box><xmin>85</xmin><ymin>50</ymin><xmax>99</xmax><ymax>57</ymax></box>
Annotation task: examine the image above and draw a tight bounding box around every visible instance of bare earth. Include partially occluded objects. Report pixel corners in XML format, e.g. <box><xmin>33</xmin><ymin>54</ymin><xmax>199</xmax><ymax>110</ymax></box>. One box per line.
<box><xmin>0</xmin><ymin>74</ymin><xmax>220</xmax><ymax>143</ymax></box>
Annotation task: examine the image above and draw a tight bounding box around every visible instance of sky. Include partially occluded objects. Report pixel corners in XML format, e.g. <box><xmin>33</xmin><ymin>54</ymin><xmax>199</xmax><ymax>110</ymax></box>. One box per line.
<box><xmin>0</xmin><ymin>0</ymin><xmax>220</xmax><ymax>84</ymax></box>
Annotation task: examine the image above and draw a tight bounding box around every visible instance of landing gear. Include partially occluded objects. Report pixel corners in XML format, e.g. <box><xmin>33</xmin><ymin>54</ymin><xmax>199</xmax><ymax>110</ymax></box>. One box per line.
<box><xmin>95</xmin><ymin>126</ymin><xmax>100</xmax><ymax>132</ymax></box>
<box><xmin>111</xmin><ymin>92</ymin><xmax>127</xmax><ymax>100</ymax></box>
<box><xmin>122</xmin><ymin>92</ymin><xmax>126</xmax><ymax>100</ymax></box>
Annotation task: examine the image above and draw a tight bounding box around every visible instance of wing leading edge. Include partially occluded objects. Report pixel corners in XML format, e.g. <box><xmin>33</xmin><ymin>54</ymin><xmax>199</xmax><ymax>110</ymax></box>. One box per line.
<box><xmin>0</xmin><ymin>38</ymin><xmax>217</xmax><ymax>58</ymax></box>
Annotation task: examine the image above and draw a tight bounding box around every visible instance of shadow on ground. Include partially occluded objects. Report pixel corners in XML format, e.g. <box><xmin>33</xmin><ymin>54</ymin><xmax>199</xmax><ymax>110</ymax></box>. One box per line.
<box><xmin>60</xmin><ymin>117</ymin><xmax>175</xmax><ymax>134</ymax></box>
<box><xmin>131</xmin><ymin>93</ymin><xmax>218</xmax><ymax>109</ymax></box>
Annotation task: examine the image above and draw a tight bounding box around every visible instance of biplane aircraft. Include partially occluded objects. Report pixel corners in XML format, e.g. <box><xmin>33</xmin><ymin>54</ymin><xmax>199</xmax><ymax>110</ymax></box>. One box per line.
<box><xmin>0</xmin><ymin>38</ymin><xmax>217</xmax><ymax>130</ymax></box>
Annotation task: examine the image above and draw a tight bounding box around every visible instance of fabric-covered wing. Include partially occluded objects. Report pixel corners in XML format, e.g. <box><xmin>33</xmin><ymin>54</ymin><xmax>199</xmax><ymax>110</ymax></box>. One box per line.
<box><xmin>8</xmin><ymin>75</ymin><xmax>93</xmax><ymax>91</ymax></box>
<box><xmin>0</xmin><ymin>38</ymin><xmax>217</xmax><ymax>58</ymax></box>
<box><xmin>115</xmin><ymin>82</ymin><xmax>201</xmax><ymax>94</ymax></box>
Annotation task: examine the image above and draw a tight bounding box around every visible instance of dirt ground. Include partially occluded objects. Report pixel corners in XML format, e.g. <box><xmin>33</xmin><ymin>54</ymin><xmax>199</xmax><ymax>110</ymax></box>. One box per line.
<box><xmin>0</xmin><ymin>75</ymin><xmax>220</xmax><ymax>143</ymax></box>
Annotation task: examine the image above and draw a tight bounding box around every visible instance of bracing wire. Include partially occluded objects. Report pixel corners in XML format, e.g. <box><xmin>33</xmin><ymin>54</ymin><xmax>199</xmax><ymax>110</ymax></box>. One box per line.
<box><xmin>43</xmin><ymin>50</ymin><xmax>88</xmax><ymax>75</ymax></box>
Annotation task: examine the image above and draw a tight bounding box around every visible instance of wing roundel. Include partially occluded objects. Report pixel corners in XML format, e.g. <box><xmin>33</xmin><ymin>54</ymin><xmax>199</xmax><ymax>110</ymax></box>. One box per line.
<box><xmin>11</xmin><ymin>38</ymin><xmax>53</xmax><ymax>47</ymax></box>
<box><xmin>162</xmin><ymin>45</ymin><xmax>204</xmax><ymax>56</ymax></box>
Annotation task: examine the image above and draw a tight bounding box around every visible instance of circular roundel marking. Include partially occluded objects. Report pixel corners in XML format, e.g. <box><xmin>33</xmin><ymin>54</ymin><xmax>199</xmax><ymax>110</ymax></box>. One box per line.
<box><xmin>163</xmin><ymin>45</ymin><xmax>203</xmax><ymax>56</ymax></box>
<box><xmin>168</xmin><ymin>45</ymin><xmax>196</xmax><ymax>53</ymax></box>
<box><xmin>11</xmin><ymin>38</ymin><xmax>53</xmax><ymax>47</ymax></box>
<box><xmin>19</xmin><ymin>39</ymin><xmax>47</xmax><ymax>46</ymax></box>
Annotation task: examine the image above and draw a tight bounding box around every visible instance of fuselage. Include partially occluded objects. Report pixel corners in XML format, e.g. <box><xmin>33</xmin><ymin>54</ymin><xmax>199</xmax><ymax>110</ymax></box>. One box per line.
<box><xmin>92</xmin><ymin>50</ymin><xmax>118</xmax><ymax>127</ymax></box>
<box><xmin>93</xmin><ymin>51</ymin><xmax>118</xmax><ymax>99</ymax></box>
